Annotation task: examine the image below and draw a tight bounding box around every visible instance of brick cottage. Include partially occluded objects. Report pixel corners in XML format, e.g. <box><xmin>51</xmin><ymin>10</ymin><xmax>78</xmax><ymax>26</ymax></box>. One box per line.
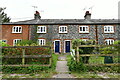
<box><xmin>1</xmin><ymin>11</ymin><xmax>120</xmax><ymax>53</ymax></box>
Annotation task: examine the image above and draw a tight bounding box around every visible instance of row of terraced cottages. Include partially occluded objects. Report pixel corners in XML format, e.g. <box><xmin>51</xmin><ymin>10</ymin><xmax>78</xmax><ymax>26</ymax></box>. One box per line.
<box><xmin>1</xmin><ymin>11</ymin><xmax>120</xmax><ymax>53</ymax></box>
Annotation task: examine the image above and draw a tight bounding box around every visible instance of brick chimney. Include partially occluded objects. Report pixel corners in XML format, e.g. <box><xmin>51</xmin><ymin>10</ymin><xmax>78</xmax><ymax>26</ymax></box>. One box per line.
<box><xmin>34</xmin><ymin>11</ymin><xmax>41</xmax><ymax>19</ymax></box>
<box><xmin>84</xmin><ymin>11</ymin><xmax>91</xmax><ymax>20</ymax></box>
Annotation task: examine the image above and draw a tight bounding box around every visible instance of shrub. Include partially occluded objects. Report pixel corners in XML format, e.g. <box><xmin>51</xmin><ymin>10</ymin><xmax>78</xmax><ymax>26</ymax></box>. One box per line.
<box><xmin>68</xmin><ymin>57</ymin><xmax>87</xmax><ymax>72</ymax></box>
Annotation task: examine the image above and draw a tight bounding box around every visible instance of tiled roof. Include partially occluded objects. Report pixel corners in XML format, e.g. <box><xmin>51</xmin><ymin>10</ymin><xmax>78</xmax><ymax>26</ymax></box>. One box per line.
<box><xmin>2</xmin><ymin>19</ymin><xmax>119</xmax><ymax>25</ymax></box>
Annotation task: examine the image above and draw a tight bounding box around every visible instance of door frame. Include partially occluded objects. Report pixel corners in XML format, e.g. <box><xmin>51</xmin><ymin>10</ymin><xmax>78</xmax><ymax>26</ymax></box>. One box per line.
<box><xmin>64</xmin><ymin>40</ymin><xmax>71</xmax><ymax>53</ymax></box>
<box><xmin>54</xmin><ymin>40</ymin><xmax>61</xmax><ymax>53</ymax></box>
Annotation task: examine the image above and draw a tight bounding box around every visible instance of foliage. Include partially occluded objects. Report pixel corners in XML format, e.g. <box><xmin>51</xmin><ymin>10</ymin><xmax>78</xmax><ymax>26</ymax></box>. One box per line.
<box><xmin>114</xmin><ymin>40</ymin><xmax>120</xmax><ymax>53</ymax></box>
<box><xmin>0</xmin><ymin>7</ymin><xmax>11</xmax><ymax>23</ymax></box>
<box><xmin>100</xmin><ymin>47</ymin><xmax>114</xmax><ymax>54</ymax></box>
<box><xmin>25</xmin><ymin>47</ymin><xmax>51</xmax><ymax>55</ymax></box>
<box><xmin>16</xmin><ymin>40</ymin><xmax>36</xmax><ymax>46</ymax></box>
<box><xmin>72</xmin><ymin>39</ymin><xmax>95</xmax><ymax>63</ymax></box>
<box><xmin>67</xmin><ymin>56</ymin><xmax>87</xmax><ymax>72</ymax></box>
<box><xmin>72</xmin><ymin>39</ymin><xmax>85</xmax><ymax>49</ymax></box>
<box><xmin>2</xmin><ymin>54</ymin><xmax>58</xmax><ymax>74</ymax></box>
<box><xmin>0</xmin><ymin>41</ymin><xmax>9</xmax><ymax>47</ymax></box>
<box><xmin>50</xmin><ymin>54</ymin><xmax>59</xmax><ymax>70</ymax></box>
<box><xmin>2</xmin><ymin>48</ymin><xmax>22</xmax><ymax>55</ymax></box>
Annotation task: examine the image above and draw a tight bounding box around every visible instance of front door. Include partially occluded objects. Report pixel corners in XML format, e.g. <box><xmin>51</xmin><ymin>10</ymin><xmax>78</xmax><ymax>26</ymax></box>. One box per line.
<box><xmin>55</xmin><ymin>41</ymin><xmax>60</xmax><ymax>53</ymax></box>
<box><xmin>65</xmin><ymin>41</ymin><xmax>70</xmax><ymax>53</ymax></box>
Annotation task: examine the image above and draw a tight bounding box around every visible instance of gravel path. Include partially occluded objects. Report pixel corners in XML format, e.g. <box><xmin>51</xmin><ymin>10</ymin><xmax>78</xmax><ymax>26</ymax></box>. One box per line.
<box><xmin>53</xmin><ymin>55</ymin><xmax>74</xmax><ymax>78</ymax></box>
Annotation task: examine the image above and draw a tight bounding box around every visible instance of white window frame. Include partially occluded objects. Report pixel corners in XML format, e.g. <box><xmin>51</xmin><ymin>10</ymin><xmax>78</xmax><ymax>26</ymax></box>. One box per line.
<box><xmin>104</xmin><ymin>26</ymin><xmax>114</xmax><ymax>33</ymax></box>
<box><xmin>2</xmin><ymin>40</ymin><xmax>7</xmax><ymax>43</ymax></box>
<box><xmin>79</xmin><ymin>26</ymin><xmax>89</xmax><ymax>33</ymax></box>
<box><xmin>81</xmin><ymin>39</ymin><xmax>89</xmax><ymax>42</ymax></box>
<box><xmin>59</xmin><ymin>26</ymin><xmax>67</xmax><ymax>33</ymax></box>
<box><xmin>38</xmin><ymin>39</ymin><xmax>46</xmax><ymax>45</ymax></box>
<box><xmin>13</xmin><ymin>39</ymin><xmax>22</xmax><ymax>46</ymax></box>
<box><xmin>12</xmin><ymin>26</ymin><xmax>22</xmax><ymax>33</ymax></box>
<box><xmin>37</xmin><ymin>26</ymin><xmax>46</xmax><ymax>33</ymax></box>
<box><xmin>105</xmin><ymin>39</ymin><xmax>114</xmax><ymax>45</ymax></box>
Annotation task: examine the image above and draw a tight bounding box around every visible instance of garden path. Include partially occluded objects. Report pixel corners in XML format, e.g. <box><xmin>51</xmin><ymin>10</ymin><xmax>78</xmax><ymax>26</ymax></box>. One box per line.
<box><xmin>52</xmin><ymin>54</ymin><xmax>75</xmax><ymax>78</ymax></box>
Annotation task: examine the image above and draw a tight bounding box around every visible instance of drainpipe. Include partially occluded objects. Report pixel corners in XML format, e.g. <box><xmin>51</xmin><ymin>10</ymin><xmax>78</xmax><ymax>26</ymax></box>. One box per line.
<box><xmin>95</xmin><ymin>25</ymin><xmax>98</xmax><ymax>44</ymax></box>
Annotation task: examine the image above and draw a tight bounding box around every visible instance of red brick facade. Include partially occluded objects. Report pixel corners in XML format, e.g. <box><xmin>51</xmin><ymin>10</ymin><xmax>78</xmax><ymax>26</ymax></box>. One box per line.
<box><xmin>2</xmin><ymin>25</ymin><xmax>29</xmax><ymax>46</ymax></box>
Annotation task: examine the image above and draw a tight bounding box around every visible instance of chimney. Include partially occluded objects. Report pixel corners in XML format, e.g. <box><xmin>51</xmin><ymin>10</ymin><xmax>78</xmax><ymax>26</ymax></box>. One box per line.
<box><xmin>84</xmin><ymin>11</ymin><xmax>91</xmax><ymax>20</ymax></box>
<box><xmin>34</xmin><ymin>11</ymin><xmax>41</xmax><ymax>19</ymax></box>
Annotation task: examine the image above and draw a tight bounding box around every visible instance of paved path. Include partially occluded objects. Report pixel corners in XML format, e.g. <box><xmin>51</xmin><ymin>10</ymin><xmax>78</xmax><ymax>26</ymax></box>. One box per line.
<box><xmin>52</xmin><ymin>55</ymin><xmax>74</xmax><ymax>78</ymax></box>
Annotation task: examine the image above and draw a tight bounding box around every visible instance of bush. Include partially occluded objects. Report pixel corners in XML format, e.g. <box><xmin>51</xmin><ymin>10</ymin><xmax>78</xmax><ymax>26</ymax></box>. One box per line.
<box><xmin>68</xmin><ymin>57</ymin><xmax>87</xmax><ymax>72</ymax></box>
<box><xmin>50</xmin><ymin>54</ymin><xmax>58</xmax><ymax>70</ymax></box>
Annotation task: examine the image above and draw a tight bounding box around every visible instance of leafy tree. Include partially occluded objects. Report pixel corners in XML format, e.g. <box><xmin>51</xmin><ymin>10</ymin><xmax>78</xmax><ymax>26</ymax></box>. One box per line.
<box><xmin>0</xmin><ymin>7</ymin><xmax>11</xmax><ymax>23</ymax></box>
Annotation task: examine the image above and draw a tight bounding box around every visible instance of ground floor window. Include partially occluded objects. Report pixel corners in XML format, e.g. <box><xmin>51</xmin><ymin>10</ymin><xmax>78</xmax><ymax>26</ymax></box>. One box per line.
<box><xmin>105</xmin><ymin>39</ymin><xmax>114</xmax><ymax>45</ymax></box>
<box><xmin>38</xmin><ymin>39</ymin><xmax>46</xmax><ymax>45</ymax></box>
<box><xmin>2</xmin><ymin>40</ymin><xmax>7</xmax><ymax>43</ymax></box>
<box><xmin>13</xmin><ymin>39</ymin><xmax>22</xmax><ymax>46</ymax></box>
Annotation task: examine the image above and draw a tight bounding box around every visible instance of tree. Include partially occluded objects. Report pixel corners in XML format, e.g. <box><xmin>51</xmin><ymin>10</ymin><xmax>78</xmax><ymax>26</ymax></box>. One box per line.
<box><xmin>0</xmin><ymin>7</ymin><xmax>11</xmax><ymax>23</ymax></box>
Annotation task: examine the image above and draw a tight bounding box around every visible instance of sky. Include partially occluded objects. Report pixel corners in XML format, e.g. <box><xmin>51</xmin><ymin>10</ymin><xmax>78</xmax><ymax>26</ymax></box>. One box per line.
<box><xmin>0</xmin><ymin>0</ymin><xmax>119</xmax><ymax>22</ymax></box>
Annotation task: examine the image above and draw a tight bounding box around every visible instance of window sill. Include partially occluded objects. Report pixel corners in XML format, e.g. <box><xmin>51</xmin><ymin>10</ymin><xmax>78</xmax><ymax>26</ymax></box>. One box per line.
<box><xmin>37</xmin><ymin>32</ymin><xmax>46</xmax><ymax>33</ymax></box>
<box><xmin>79</xmin><ymin>32</ymin><xmax>89</xmax><ymax>34</ymax></box>
<box><xmin>59</xmin><ymin>32</ymin><xmax>68</xmax><ymax>34</ymax></box>
<box><xmin>104</xmin><ymin>32</ymin><xmax>115</xmax><ymax>34</ymax></box>
<box><xmin>12</xmin><ymin>32</ymin><xmax>22</xmax><ymax>33</ymax></box>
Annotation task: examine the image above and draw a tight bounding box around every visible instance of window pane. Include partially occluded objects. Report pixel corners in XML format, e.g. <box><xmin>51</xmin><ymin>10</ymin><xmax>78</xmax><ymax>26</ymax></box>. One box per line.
<box><xmin>19</xmin><ymin>27</ymin><xmax>21</xmax><ymax>32</ymax></box>
<box><xmin>108</xmin><ymin>27</ymin><xmax>110</xmax><ymax>31</ymax></box>
<box><xmin>80</xmin><ymin>27</ymin><xmax>82</xmax><ymax>31</ymax></box>
<box><xmin>83</xmin><ymin>27</ymin><xmax>85</xmax><ymax>31</ymax></box>
<box><xmin>44</xmin><ymin>27</ymin><xmax>45</xmax><ymax>32</ymax></box>
<box><xmin>86</xmin><ymin>27</ymin><xmax>88</xmax><ymax>31</ymax></box>
<box><xmin>104</xmin><ymin>27</ymin><xmax>107</xmax><ymax>31</ymax></box>
<box><xmin>16</xmin><ymin>27</ymin><xmax>18</xmax><ymax>32</ymax></box>
<box><xmin>60</xmin><ymin>27</ymin><xmax>62</xmax><ymax>31</ymax></box>
<box><xmin>14</xmin><ymin>27</ymin><xmax>16</xmax><ymax>32</ymax></box>
<box><xmin>65</xmin><ymin>27</ymin><xmax>67</xmax><ymax>31</ymax></box>
<box><xmin>62</xmin><ymin>27</ymin><xmax>64</xmax><ymax>32</ymax></box>
<box><xmin>41</xmin><ymin>27</ymin><xmax>43</xmax><ymax>32</ymax></box>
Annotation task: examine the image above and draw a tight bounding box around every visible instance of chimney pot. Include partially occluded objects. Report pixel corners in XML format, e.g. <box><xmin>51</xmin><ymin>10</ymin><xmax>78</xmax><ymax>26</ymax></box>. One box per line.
<box><xmin>84</xmin><ymin>11</ymin><xmax>91</xmax><ymax>20</ymax></box>
<box><xmin>34</xmin><ymin>11</ymin><xmax>41</xmax><ymax>20</ymax></box>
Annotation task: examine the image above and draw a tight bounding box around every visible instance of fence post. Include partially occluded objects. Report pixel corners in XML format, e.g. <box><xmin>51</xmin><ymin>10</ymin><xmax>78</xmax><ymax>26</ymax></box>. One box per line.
<box><xmin>77</xmin><ymin>47</ymin><xmax>79</xmax><ymax>63</ymax></box>
<box><xmin>22</xmin><ymin>48</ymin><xmax>25</xmax><ymax>65</ymax></box>
<box><xmin>49</xmin><ymin>57</ymin><xmax>52</xmax><ymax>66</ymax></box>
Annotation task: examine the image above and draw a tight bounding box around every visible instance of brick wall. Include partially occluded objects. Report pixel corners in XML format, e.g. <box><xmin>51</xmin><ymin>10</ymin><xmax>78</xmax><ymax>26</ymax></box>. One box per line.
<box><xmin>2</xmin><ymin>25</ymin><xmax>29</xmax><ymax>46</ymax></box>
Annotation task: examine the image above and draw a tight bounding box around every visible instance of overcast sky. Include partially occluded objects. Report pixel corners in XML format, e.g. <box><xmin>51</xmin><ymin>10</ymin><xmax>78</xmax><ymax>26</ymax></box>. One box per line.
<box><xmin>0</xmin><ymin>0</ymin><xmax>119</xmax><ymax>22</ymax></box>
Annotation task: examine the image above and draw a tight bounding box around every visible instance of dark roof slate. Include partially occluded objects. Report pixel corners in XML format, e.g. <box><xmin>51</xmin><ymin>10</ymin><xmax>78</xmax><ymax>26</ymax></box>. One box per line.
<box><xmin>2</xmin><ymin>19</ymin><xmax>119</xmax><ymax>25</ymax></box>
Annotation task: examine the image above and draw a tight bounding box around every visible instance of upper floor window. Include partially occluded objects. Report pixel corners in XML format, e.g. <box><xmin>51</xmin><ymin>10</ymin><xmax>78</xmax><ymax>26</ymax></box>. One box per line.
<box><xmin>37</xmin><ymin>26</ymin><xmax>46</xmax><ymax>33</ymax></box>
<box><xmin>37</xmin><ymin>39</ymin><xmax>46</xmax><ymax>45</ymax></box>
<box><xmin>59</xmin><ymin>26</ymin><xmax>67</xmax><ymax>33</ymax></box>
<box><xmin>79</xmin><ymin>26</ymin><xmax>89</xmax><ymax>33</ymax></box>
<box><xmin>12</xmin><ymin>26</ymin><xmax>22</xmax><ymax>33</ymax></box>
<box><xmin>13</xmin><ymin>39</ymin><xmax>22</xmax><ymax>46</ymax></box>
<box><xmin>104</xmin><ymin>26</ymin><xmax>114</xmax><ymax>33</ymax></box>
<box><xmin>105</xmin><ymin>39</ymin><xmax>114</xmax><ymax>45</ymax></box>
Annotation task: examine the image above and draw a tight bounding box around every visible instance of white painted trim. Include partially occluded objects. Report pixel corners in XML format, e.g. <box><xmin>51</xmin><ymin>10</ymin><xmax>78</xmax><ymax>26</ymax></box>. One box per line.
<box><xmin>64</xmin><ymin>40</ymin><xmax>71</xmax><ymax>53</ymax></box>
<box><xmin>59</xmin><ymin>26</ymin><xmax>68</xmax><ymax>33</ymax></box>
<box><xmin>12</xmin><ymin>26</ymin><xmax>22</xmax><ymax>33</ymax></box>
<box><xmin>104</xmin><ymin>25</ymin><xmax>114</xmax><ymax>33</ymax></box>
<box><xmin>37</xmin><ymin>26</ymin><xmax>47</xmax><ymax>33</ymax></box>
<box><xmin>13</xmin><ymin>39</ymin><xmax>22</xmax><ymax>46</ymax></box>
<box><xmin>54</xmin><ymin>40</ymin><xmax>61</xmax><ymax>53</ymax></box>
<box><xmin>79</xmin><ymin>26</ymin><xmax>89</xmax><ymax>33</ymax></box>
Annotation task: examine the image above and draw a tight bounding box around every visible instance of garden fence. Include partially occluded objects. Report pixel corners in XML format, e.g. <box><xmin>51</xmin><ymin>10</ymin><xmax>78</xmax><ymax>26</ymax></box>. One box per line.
<box><xmin>2</xmin><ymin>46</ymin><xmax>52</xmax><ymax>67</ymax></box>
<box><xmin>73</xmin><ymin>45</ymin><xmax>120</xmax><ymax>66</ymax></box>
